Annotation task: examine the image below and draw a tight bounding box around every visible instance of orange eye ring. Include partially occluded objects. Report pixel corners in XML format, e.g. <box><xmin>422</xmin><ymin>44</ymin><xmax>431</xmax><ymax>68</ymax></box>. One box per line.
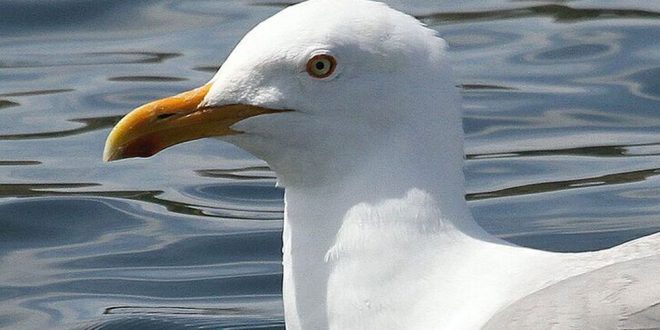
<box><xmin>306</xmin><ymin>54</ymin><xmax>337</xmax><ymax>79</ymax></box>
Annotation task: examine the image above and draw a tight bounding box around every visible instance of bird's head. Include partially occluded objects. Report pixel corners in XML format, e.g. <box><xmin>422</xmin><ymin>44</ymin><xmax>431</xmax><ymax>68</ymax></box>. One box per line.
<box><xmin>104</xmin><ymin>0</ymin><xmax>459</xmax><ymax>187</ymax></box>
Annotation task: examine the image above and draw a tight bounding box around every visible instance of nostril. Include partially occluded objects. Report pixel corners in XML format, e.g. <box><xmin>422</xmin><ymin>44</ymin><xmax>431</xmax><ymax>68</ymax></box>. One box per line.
<box><xmin>156</xmin><ymin>113</ymin><xmax>177</xmax><ymax>120</ymax></box>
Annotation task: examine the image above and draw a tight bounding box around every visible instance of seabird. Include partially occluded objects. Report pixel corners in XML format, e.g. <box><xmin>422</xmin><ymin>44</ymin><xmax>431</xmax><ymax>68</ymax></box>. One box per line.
<box><xmin>104</xmin><ymin>0</ymin><xmax>660</xmax><ymax>328</ymax></box>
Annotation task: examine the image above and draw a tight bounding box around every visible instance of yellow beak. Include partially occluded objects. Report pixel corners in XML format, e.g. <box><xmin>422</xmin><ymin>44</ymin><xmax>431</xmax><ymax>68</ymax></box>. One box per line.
<box><xmin>103</xmin><ymin>83</ymin><xmax>281</xmax><ymax>162</ymax></box>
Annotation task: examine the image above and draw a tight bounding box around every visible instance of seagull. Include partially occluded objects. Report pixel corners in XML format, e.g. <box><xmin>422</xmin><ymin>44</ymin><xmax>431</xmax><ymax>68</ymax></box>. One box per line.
<box><xmin>103</xmin><ymin>0</ymin><xmax>660</xmax><ymax>328</ymax></box>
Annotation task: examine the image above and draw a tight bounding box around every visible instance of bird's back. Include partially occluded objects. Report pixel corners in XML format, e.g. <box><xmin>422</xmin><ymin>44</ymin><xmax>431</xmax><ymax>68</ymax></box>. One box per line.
<box><xmin>485</xmin><ymin>233</ymin><xmax>660</xmax><ymax>329</ymax></box>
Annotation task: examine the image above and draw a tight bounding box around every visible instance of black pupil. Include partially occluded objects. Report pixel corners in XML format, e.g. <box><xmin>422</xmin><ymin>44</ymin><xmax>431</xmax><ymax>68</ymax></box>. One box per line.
<box><xmin>315</xmin><ymin>61</ymin><xmax>326</xmax><ymax>71</ymax></box>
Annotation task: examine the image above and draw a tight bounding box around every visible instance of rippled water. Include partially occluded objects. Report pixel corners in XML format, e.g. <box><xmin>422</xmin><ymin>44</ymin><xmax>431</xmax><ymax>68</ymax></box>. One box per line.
<box><xmin>1</xmin><ymin>0</ymin><xmax>659</xmax><ymax>328</ymax></box>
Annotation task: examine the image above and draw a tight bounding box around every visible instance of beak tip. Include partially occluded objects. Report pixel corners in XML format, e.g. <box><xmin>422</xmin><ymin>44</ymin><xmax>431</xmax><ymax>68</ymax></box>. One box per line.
<box><xmin>102</xmin><ymin>148</ymin><xmax>118</xmax><ymax>162</ymax></box>
<box><xmin>103</xmin><ymin>135</ymin><xmax>130</xmax><ymax>162</ymax></box>
<box><xmin>103</xmin><ymin>136</ymin><xmax>119</xmax><ymax>162</ymax></box>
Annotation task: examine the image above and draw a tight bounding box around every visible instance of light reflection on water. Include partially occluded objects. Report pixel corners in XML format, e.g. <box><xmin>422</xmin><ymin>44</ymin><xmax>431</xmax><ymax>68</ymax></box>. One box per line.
<box><xmin>0</xmin><ymin>0</ymin><xmax>659</xmax><ymax>328</ymax></box>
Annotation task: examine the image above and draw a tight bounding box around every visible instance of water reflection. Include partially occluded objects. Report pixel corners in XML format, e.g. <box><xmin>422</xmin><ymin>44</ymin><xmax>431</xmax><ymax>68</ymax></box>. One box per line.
<box><xmin>192</xmin><ymin>65</ymin><xmax>221</xmax><ymax>73</ymax></box>
<box><xmin>108</xmin><ymin>76</ymin><xmax>187</xmax><ymax>82</ymax></box>
<box><xmin>0</xmin><ymin>195</ymin><xmax>284</xmax><ymax>329</ymax></box>
<box><xmin>420</xmin><ymin>4</ymin><xmax>660</xmax><ymax>24</ymax></box>
<box><xmin>60</xmin><ymin>231</ymin><xmax>282</xmax><ymax>269</ymax></box>
<box><xmin>95</xmin><ymin>305</ymin><xmax>285</xmax><ymax>329</ymax></box>
<box><xmin>0</xmin><ymin>181</ymin><xmax>284</xmax><ymax>221</ymax></box>
<box><xmin>467</xmin><ymin>142</ymin><xmax>660</xmax><ymax>159</ymax></box>
<box><xmin>195</xmin><ymin>166</ymin><xmax>275</xmax><ymax>180</ymax></box>
<box><xmin>0</xmin><ymin>161</ymin><xmax>40</xmax><ymax>166</ymax></box>
<box><xmin>0</xmin><ymin>183</ymin><xmax>99</xmax><ymax>198</ymax></box>
<box><xmin>460</xmin><ymin>84</ymin><xmax>516</xmax><ymax>91</ymax></box>
<box><xmin>468</xmin><ymin>167</ymin><xmax>660</xmax><ymax>200</ymax></box>
<box><xmin>0</xmin><ymin>52</ymin><xmax>180</xmax><ymax>69</ymax></box>
<box><xmin>532</xmin><ymin>43</ymin><xmax>613</xmax><ymax>62</ymax></box>
<box><xmin>618</xmin><ymin>66</ymin><xmax>660</xmax><ymax>101</ymax></box>
<box><xmin>0</xmin><ymin>116</ymin><xmax>121</xmax><ymax>140</ymax></box>
<box><xmin>86</xmin><ymin>306</ymin><xmax>285</xmax><ymax>330</ymax></box>
<box><xmin>0</xmin><ymin>198</ymin><xmax>143</xmax><ymax>250</ymax></box>
<box><xmin>0</xmin><ymin>100</ymin><xmax>19</xmax><ymax>109</ymax></box>
<box><xmin>0</xmin><ymin>0</ymin><xmax>659</xmax><ymax>328</ymax></box>
<box><xmin>0</xmin><ymin>89</ymin><xmax>74</xmax><ymax>97</ymax></box>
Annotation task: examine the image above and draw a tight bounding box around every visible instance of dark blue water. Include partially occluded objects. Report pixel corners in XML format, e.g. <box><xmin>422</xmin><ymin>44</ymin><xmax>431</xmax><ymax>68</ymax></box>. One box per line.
<box><xmin>1</xmin><ymin>0</ymin><xmax>659</xmax><ymax>328</ymax></box>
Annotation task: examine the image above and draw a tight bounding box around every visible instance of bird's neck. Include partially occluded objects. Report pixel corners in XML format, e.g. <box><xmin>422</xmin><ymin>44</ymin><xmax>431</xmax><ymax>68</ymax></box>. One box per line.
<box><xmin>280</xmin><ymin>125</ymin><xmax>493</xmax><ymax>328</ymax></box>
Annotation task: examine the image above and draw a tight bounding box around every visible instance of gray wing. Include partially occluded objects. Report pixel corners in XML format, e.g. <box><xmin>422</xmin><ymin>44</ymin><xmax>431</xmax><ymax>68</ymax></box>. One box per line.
<box><xmin>484</xmin><ymin>255</ymin><xmax>660</xmax><ymax>329</ymax></box>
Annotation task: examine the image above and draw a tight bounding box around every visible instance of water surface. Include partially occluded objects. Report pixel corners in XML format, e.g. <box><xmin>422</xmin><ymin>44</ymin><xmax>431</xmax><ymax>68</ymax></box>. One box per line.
<box><xmin>1</xmin><ymin>0</ymin><xmax>659</xmax><ymax>328</ymax></box>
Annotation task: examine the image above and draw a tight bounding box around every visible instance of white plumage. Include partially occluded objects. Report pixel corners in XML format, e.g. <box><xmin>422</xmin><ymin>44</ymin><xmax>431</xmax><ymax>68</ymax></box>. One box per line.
<box><xmin>202</xmin><ymin>1</ymin><xmax>660</xmax><ymax>328</ymax></box>
<box><xmin>107</xmin><ymin>0</ymin><xmax>660</xmax><ymax>328</ymax></box>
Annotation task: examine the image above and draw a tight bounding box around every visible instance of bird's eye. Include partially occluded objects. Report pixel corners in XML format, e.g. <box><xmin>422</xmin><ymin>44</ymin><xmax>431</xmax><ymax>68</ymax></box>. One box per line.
<box><xmin>306</xmin><ymin>54</ymin><xmax>336</xmax><ymax>79</ymax></box>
